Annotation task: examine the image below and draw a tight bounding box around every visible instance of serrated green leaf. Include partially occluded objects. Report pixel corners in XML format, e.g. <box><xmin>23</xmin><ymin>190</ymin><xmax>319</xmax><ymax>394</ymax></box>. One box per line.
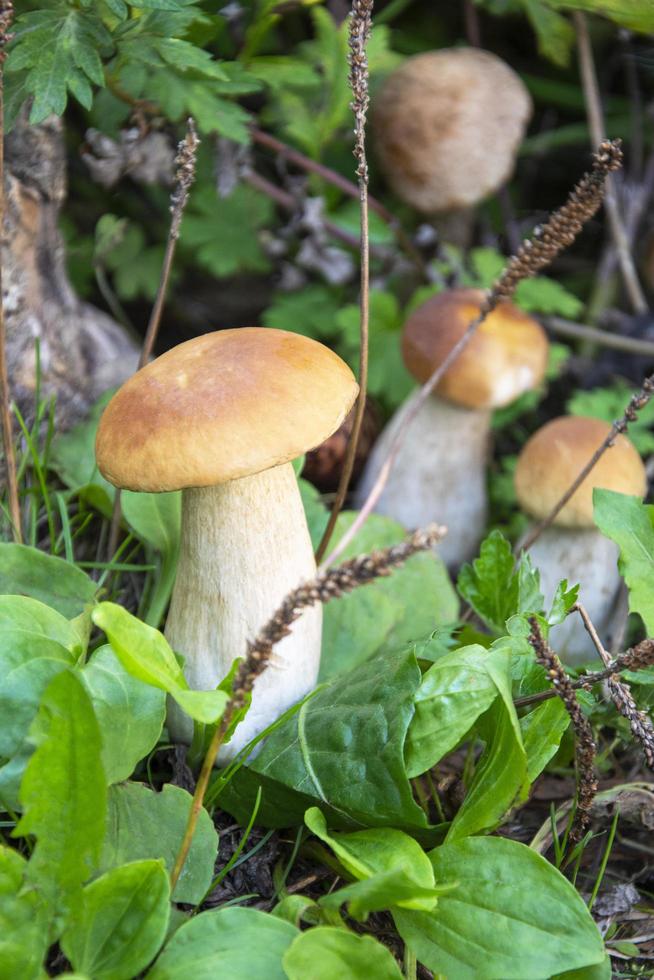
<box><xmin>568</xmin><ymin>382</ymin><xmax>654</xmax><ymax>455</ymax></box>
<box><xmin>263</xmin><ymin>286</ymin><xmax>342</xmax><ymax>340</ymax></box>
<box><xmin>61</xmin><ymin>860</ymin><xmax>169</xmax><ymax>980</ymax></box>
<box><xmin>546</xmin><ymin>0</ymin><xmax>654</xmax><ymax>32</ymax></box>
<box><xmin>457</xmin><ymin>531</ymin><xmax>544</xmax><ymax>635</ymax></box>
<box><xmin>593</xmin><ymin>489</ymin><xmax>654</xmax><ymax>634</ymax></box>
<box><xmin>182</xmin><ymin>184</ymin><xmax>273</xmax><ymax>277</ymax></box>
<box><xmin>16</xmin><ymin>671</ymin><xmax>107</xmax><ymax>915</ymax></box>
<box><xmin>521</xmin><ymin>0</ymin><xmax>575</xmax><ymax>67</ymax></box>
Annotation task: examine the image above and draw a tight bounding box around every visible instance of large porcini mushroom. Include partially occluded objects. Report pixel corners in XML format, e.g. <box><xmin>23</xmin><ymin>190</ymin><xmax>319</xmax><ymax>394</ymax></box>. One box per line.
<box><xmin>515</xmin><ymin>416</ymin><xmax>647</xmax><ymax>663</ymax></box>
<box><xmin>354</xmin><ymin>288</ymin><xmax>548</xmax><ymax>568</ymax></box>
<box><xmin>96</xmin><ymin>328</ymin><xmax>358</xmax><ymax>758</ymax></box>
<box><xmin>373</xmin><ymin>48</ymin><xmax>532</xmax><ymax>214</ymax></box>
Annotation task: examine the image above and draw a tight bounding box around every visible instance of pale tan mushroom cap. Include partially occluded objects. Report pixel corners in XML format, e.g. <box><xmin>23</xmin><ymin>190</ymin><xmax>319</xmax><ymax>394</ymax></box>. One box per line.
<box><xmin>402</xmin><ymin>288</ymin><xmax>548</xmax><ymax>409</ymax></box>
<box><xmin>373</xmin><ymin>48</ymin><xmax>532</xmax><ymax>213</ymax></box>
<box><xmin>515</xmin><ymin>416</ymin><xmax>647</xmax><ymax>527</ymax></box>
<box><xmin>96</xmin><ymin>328</ymin><xmax>359</xmax><ymax>492</ymax></box>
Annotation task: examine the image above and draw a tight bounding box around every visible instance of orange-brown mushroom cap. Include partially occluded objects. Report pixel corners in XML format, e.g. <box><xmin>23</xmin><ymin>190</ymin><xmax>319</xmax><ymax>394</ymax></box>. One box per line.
<box><xmin>515</xmin><ymin>415</ymin><xmax>647</xmax><ymax>528</ymax></box>
<box><xmin>96</xmin><ymin>328</ymin><xmax>359</xmax><ymax>492</ymax></box>
<box><xmin>402</xmin><ymin>288</ymin><xmax>549</xmax><ymax>410</ymax></box>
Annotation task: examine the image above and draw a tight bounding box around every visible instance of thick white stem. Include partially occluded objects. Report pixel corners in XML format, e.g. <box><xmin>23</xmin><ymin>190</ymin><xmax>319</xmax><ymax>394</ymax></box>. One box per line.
<box><xmin>353</xmin><ymin>390</ymin><xmax>490</xmax><ymax>568</ymax></box>
<box><xmin>527</xmin><ymin>527</ymin><xmax>621</xmax><ymax>665</ymax></box>
<box><xmin>165</xmin><ymin>463</ymin><xmax>321</xmax><ymax>761</ymax></box>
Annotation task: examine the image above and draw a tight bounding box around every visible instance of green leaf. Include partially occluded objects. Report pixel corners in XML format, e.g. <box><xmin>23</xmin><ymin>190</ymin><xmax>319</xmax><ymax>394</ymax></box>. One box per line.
<box><xmin>305</xmin><ymin>807</ymin><xmax>440</xmax><ymax>917</ymax></box>
<box><xmin>0</xmin><ymin>630</ymin><xmax>74</xmax><ymax>759</ymax></box>
<box><xmin>283</xmin><ymin>927</ymin><xmax>404</xmax><ymax>980</ymax></box>
<box><xmin>16</xmin><ymin>671</ymin><xmax>107</xmax><ymax>914</ymax></box>
<box><xmin>50</xmin><ymin>391</ymin><xmax>115</xmax><ymax>517</ymax></box>
<box><xmin>61</xmin><ymin>860</ymin><xmax>170</xmax><ymax>980</ymax></box>
<box><xmin>221</xmin><ymin>649</ymin><xmax>430</xmax><ymax>833</ymax></box>
<box><xmin>446</xmin><ymin>646</ymin><xmax>528</xmax><ymax>840</ymax></box>
<box><xmin>548</xmin><ymin>578</ymin><xmax>580</xmax><ymax>626</ymax></box>
<box><xmin>0</xmin><ymin>544</ymin><xmax>97</xmax><ymax>618</ymax></box>
<box><xmin>80</xmin><ymin>645</ymin><xmax>166</xmax><ymax>784</ymax></box>
<box><xmin>182</xmin><ymin>185</ymin><xmax>274</xmax><ymax>278</ymax></box>
<box><xmin>393</xmin><ymin>837</ymin><xmax>605</xmax><ymax>978</ymax></box>
<box><xmin>262</xmin><ymin>286</ymin><xmax>343</xmax><ymax>341</ymax></box>
<box><xmin>121</xmin><ymin>491</ymin><xmax>181</xmax><ymax>627</ymax></box>
<box><xmin>515</xmin><ymin>275</ymin><xmax>583</xmax><ymax>317</ymax></box>
<box><xmin>100</xmin><ymin>783</ymin><xmax>218</xmax><ymax>904</ymax></box>
<box><xmin>593</xmin><ymin>490</ymin><xmax>654</xmax><ymax>634</ymax></box>
<box><xmin>0</xmin><ymin>595</ymin><xmax>81</xmax><ymax>653</ymax></box>
<box><xmin>0</xmin><ymin>846</ymin><xmax>49</xmax><ymax>979</ymax></box>
<box><xmin>545</xmin><ymin>0</ymin><xmax>654</xmax><ymax>32</ymax></box>
<box><xmin>320</xmin><ymin>513</ymin><xmax>458</xmax><ymax>682</ymax></box>
<box><xmin>147</xmin><ymin>907</ymin><xmax>298</xmax><ymax>979</ymax></box>
<box><xmin>92</xmin><ymin>602</ymin><xmax>228</xmax><ymax>724</ymax></box>
<box><xmin>457</xmin><ymin>531</ymin><xmax>543</xmax><ymax>636</ymax></box>
<box><xmin>521</xmin><ymin>697</ymin><xmax>570</xmax><ymax>782</ymax></box>
<box><xmin>521</xmin><ymin>0</ymin><xmax>575</xmax><ymax>66</ymax></box>
<box><xmin>405</xmin><ymin>645</ymin><xmax>501</xmax><ymax>778</ymax></box>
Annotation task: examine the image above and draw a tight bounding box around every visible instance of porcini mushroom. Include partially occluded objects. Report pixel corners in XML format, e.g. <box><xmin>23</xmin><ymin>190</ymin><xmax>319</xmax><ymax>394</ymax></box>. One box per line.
<box><xmin>354</xmin><ymin>288</ymin><xmax>548</xmax><ymax>568</ymax></box>
<box><xmin>515</xmin><ymin>416</ymin><xmax>647</xmax><ymax>663</ymax></box>
<box><xmin>96</xmin><ymin>328</ymin><xmax>358</xmax><ymax>758</ymax></box>
<box><xmin>373</xmin><ymin>48</ymin><xmax>532</xmax><ymax>214</ymax></box>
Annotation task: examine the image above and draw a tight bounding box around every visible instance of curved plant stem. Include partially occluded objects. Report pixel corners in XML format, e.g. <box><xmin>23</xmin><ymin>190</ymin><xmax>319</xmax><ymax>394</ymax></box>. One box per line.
<box><xmin>107</xmin><ymin>119</ymin><xmax>199</xmax><ymax>560</ymax></box>
<box><xmin>0</xmin><ymin>1</ymin><xmax>20</xmax><ymax>543</ymax></box>
<box><xmin>315</xmin><ymin>0</ymin><xmax>373</xmax><ymax>563</ymax></box>
<box><xmin>574</xmin><ymin>11</ymin><xmax>647</xmax><ymax>315</ymax></box>
<box><xmin>545</xmin><ymin>316</ymin><xmax>654</xmax><ymax>356</ymax></box>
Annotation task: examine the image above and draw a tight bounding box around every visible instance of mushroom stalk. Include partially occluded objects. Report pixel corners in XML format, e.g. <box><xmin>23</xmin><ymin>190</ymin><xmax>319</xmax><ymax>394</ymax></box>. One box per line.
<box><xmin>165</xmin><ymin>462</ymin><xmax>321</xmax><ymax>760</ymax></box>
<box><xmin>354</xmin><ymin>389</ymin><xmax>490</xmax><ymax>568</ymax></box>
<box><xmin>526</xmin><ymin>528</ymin><xmax>620</xmax><ymax>665</ymax></box>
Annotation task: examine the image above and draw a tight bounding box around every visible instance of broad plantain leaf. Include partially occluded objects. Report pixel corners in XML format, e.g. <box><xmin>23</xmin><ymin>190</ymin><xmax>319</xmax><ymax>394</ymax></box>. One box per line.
<box><xmin>0</xmin><ymin>544</ymin><xmax>97</xmax><ymax>619</ymax></box>
<box><xmin>283</xmin><ymin>927</ymin><xmax>404</xmax><ymax>980</ymax></box>
<box><xmin>593</xmin><ymin>490</ymin><xmax>654</xmax><ymax>634</ymax></box>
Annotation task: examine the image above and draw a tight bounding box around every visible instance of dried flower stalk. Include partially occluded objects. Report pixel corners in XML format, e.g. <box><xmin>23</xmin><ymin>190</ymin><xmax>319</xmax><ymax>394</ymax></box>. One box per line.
<box><xmin>107</xmin><ymin>118</ymin><xmax>199</xmax><ymax>559</ymax></box>
<box><xmin>528</xmin><ymin>617</ymin><xmax>597</xmax><ymax>848</ymax></box>
<box><xmin>322</xmin><ymin>141</ymin><xmax>621</xmax><ymax>569</ymax></box>
<box><xmin>315</xmin><ymin>0</ymin><xmax>373</xmax><ymax>563</ymax></box>
<box><xmin>170</xmin><ymin>523</ymin><xmax>446</xmax><ymax>889</ymax></box>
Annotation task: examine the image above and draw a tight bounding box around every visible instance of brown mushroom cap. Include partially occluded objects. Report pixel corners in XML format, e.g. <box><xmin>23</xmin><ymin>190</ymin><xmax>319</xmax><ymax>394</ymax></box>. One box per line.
<box><xmin>373</xmin><ymin>48</ymin><xmax>532</xmax><ymax>213</ymax></box>
<box><xmin>402</xmin><ymin>288</ymin><xmax>549</xmax><ymax>409</ymax></box>
<box><xmin>96</xmin><ymin>328</ymin><xmax>359</xmax><ymax>492</ymax></box>
<box><xmin>515</xmin><ymin>416</ymin><xmax>647</xmax><ymax>528</ymax></box>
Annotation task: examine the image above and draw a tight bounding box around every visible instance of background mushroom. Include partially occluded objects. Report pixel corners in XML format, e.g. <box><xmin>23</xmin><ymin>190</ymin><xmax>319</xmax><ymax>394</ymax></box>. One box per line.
<box><xmin>96</xmin><ymin>327</ymin><xmax>358</xmax><ymax>759</ymax></box>
<box><xmin>373</xmin><ymin>47</ymin><xmax>532</xmax><ymax>215</ymax></box>
<box><xmin>515</xmin><ymin>416</ymin><xmax>647</xmax><ymax>663</ymax></box>
<box><xmin>354</xmin><ymin>288</ymin><xmax>548</xmax><ymax>568</ymax></box>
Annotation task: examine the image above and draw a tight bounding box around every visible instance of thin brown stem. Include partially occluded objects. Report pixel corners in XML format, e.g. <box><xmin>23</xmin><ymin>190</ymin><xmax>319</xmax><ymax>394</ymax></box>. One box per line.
<box><xmin>107</xmin><ymin>120</ymin><xmax>199</xmax><ymax>560</ymax></box>
<box><xmin>574</xmin><ymin>12</ymin><xmax>648</xmax><ymax>315</ymax></box>
<box><xmin>315</xmin><ymin>0</ymin><xmax>373</xmax><ymax>563</ymax></box>
<box><xmin>519</xmin><ymin>374</ymin><xmax>654</xmax><ymax>553</ymax></box>
<box><xmin>574</xmin><ymin>601</ymin><xmax>609</xmax><ymax>666</ymax></box>
<box><xmin>0</xmin><ymin>1</ymin><xmax>19</xmax><ymax>543</ymax></box>
<box><xmin>545</xmin><ymin>315</ymin><xmax>654</xmax><ymax>356</ymax></box>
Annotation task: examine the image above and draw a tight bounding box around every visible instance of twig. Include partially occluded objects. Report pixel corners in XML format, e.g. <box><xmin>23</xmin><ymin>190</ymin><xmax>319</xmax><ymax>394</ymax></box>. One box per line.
<box><xmin>169</xmin><ymin>523</ymin><xmax>446</xmax><ymax>891</ymax></box>
<box><xmin>250</xmin><ymin>126</ymin><xmax>426</xmax><ymax>275</ymax></box>
<box><xmin>545</xmin><ymin>315</ymin><xmax>654</xmax><ymax>357</ymax></box>
<box><xmin>315</xmin><ymin>0</ymin><xmax>373</xmax><ymax>563</ymax></box>
<box><xmin>576</xmin><ymin>602</ymin><xmax>654</xmax><ymax>770</ymax></box>
<box><xmin>528</xmin><ymin>617</ymin><xmax>597</xmax><ymax>848</ymax></box>
<box><xmin>0</xmin><ymin>2</ymin><xmax>20</xmax><ymax>543</ymax></box>
<box><xmin>574</xmin><ymin>12</ymin><xmax>648</xmax><ymax>315</ymax></box>
<box><xmin>520</xmin><ymin>372</ymin><xmax>654</xmax><ymax>552</ymax></box>
<box><xmin>321</xmin><ymin>141</ymin><xmax>622</xmax><ymax>569</ymax></box>
<box><xmin>107</xmin><ymin>120</ymin><xmax>199</xmax><ymax>559</ymax></box>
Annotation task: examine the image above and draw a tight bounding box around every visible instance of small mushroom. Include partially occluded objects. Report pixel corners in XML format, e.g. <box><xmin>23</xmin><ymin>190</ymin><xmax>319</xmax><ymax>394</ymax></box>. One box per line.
<box><xmin>373</xmin><ymin>48</ymin><xmax>532</xmax><ymax>214</ymax></box>
<box><xmin>515</xmin><ymin>416</ymin><xmax>647</xmax><ymax>663</ymax></box>
<box><xmin>96</xmin><ymin>328</ymin><xmax>358</xmax><ymax>759</ymax></box>
<box><xmin>354</xmin><ymin>288</ymin><xmax>548</xmax><ymax>568</ymax></box>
